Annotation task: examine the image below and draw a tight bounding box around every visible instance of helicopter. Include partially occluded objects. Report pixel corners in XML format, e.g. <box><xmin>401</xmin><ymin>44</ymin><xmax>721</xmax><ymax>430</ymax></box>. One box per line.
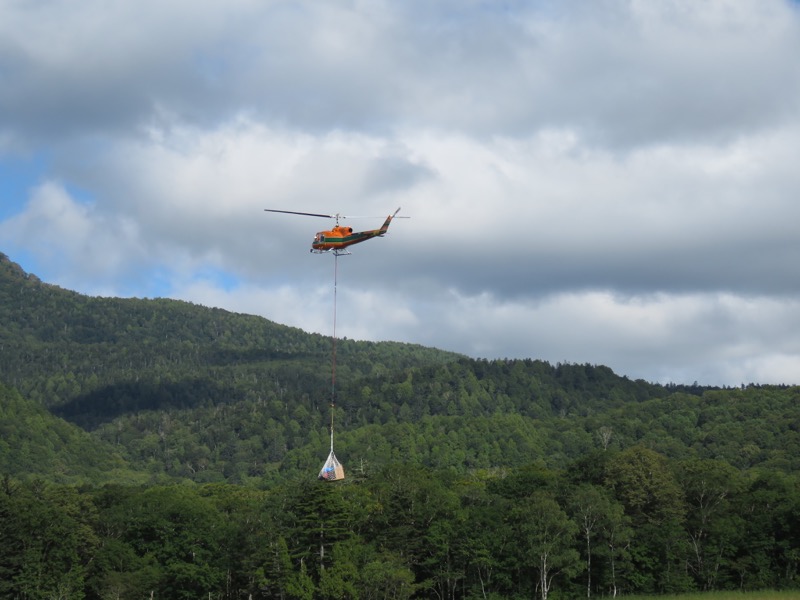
<box><xmin>264</xmin><ymin>207</ymin><xmax>407</xmax><ymax>255</ymax></box>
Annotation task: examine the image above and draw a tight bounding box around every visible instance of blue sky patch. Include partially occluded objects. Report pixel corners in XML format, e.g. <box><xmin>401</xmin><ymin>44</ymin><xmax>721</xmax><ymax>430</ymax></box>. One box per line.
<box><xmin>0</xmin><ymin>153</ymin><xmax>49</xmax><ymax>220</ymax></box>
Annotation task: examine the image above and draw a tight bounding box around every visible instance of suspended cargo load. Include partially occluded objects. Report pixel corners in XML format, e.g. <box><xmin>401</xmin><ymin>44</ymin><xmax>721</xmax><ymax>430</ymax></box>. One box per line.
<box><xmin>318</xmin><ymin>449</ymin><xmax>345</xmax><ymax>481</ymax></box>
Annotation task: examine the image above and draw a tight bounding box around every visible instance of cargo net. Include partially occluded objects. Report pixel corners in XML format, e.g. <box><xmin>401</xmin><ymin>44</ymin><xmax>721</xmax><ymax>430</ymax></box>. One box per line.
<box><xmin>318</xmin><ymin>449</ymin><xmax>345</xmax><ymax>481</ymax></box>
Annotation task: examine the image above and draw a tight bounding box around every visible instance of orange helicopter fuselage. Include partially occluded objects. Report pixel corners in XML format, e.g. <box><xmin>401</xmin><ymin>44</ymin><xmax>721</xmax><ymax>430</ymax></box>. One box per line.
<box><xmin>310</xmin><ymin>212</ymin><xmax>395</xmax><ymax>253</ymax></box>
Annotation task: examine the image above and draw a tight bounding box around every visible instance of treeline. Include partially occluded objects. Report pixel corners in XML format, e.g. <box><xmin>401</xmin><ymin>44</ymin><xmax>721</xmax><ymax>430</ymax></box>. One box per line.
<box><xmin>12</xmin><ymin>372</ymin><xmax>797</xmax><ymax>486</ymax></box>
<box><xmin>5</xmin><ymin>364</ymin><xmax>799</xmax><ymax>487</ymax></box>
<box><xmin>3</xmin><ymin>447</ymin><xmax>800</xmax><ymax>599</ymax></box>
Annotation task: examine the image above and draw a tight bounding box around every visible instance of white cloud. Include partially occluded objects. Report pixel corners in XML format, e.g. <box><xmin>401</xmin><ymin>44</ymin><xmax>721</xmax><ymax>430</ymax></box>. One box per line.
<box><xmin>0</xmin><ymin>182</ymin><xmax>143</xmax><ymax>284</ymax></box>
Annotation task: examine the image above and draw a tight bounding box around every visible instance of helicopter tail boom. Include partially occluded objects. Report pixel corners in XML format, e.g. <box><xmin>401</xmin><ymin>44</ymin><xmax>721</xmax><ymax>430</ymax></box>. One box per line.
<box><xmin>379</xmin><ymin>207</ymin><xmax>402</xmax><ymax>235</ymax></box>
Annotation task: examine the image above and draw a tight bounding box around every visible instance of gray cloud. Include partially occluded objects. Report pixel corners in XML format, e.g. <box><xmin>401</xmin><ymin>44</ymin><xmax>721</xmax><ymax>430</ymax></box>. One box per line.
<box><xmin>4</xmin><ymin>1</ymin><xmax>797</xmax><ymax>142</ymax></box>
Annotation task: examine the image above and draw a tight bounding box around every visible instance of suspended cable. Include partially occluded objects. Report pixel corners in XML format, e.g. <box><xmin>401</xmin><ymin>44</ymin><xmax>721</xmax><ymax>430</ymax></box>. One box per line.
<box><xmin>331</xmin><ymin>253</ymin><xmax>338</xmax><ymax>409</ymax></box>
<box><xmin>330</xmin><ymin>253</ymin><xmax>338</xmax><ymax>451</ymax></box>
<box><xmin>319</xmin><ymin>253</ymin><xmax>345</xmax><ymax>480</ymax></box>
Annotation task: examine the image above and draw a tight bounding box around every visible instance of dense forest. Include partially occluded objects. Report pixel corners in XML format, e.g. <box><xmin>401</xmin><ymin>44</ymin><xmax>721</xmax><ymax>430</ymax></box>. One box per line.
<box><xmin>1</xmin><ymin>251</ymin><xmax>799</xmax><ymax>599</ymax></box>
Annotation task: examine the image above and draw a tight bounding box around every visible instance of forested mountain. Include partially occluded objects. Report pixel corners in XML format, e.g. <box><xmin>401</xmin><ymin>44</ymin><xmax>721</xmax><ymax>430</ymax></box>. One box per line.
<box><xmin>3</xmin><ymin>250</ymin><xmax>800</xmax><ymax>599</ymax></box>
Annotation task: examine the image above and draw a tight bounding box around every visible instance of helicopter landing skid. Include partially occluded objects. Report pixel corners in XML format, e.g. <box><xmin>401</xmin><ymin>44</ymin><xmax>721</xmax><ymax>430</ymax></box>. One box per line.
<box><xmin>310</xmin><ymin>248</ymin><xmax>352</xmax><ymax>256</ymax></box>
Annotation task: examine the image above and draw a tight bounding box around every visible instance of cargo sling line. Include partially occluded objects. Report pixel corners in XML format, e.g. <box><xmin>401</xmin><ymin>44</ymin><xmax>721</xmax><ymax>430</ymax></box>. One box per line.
<box><xmin>319</xmin><ymin>253</ymin><xmax>345</xmax><ymax>481</ymax></box>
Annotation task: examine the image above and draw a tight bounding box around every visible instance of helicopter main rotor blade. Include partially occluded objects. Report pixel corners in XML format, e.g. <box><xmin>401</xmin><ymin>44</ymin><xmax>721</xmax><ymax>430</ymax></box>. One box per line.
<box><xmin>265</xmin><ymin>208</ymin><xmax>410</xmax><ymax>221</ymax></box>
<box><xmin>264</xmin><ymin>209</ymin><xmax>335</xmax><ymax>219</ymax></box>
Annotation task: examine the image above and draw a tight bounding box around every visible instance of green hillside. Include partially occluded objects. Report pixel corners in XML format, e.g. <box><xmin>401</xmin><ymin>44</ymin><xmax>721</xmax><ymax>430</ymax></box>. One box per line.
<box><xmin>0</xmin><ymin>380</ymin><xmax>143</xmax><ymax>483</ymax></box>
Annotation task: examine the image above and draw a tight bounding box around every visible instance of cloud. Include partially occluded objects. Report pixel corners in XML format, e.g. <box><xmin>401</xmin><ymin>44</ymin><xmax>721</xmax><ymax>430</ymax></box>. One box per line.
<box><xmin>3</xmin><ymin>0</ymin><xmax>797</xmax><ymax>143</ymax></box>
<box><xmin>2</xmin><ymin>0</ymin><xmax>800</xmax><ymax>386</ymax></box>
<box><xmin>0</xmin><ymin>182</ymin><xmax>142</xmax><ymax>287</ymax></box>
<box><xmin>520</xmin><ymin>0</ymin><xmax>800</xmax><ymax>147</ymax></box>
<box><xmin>169</xmin><ymin>276</ymin><xmax>800</xmax><ymax>387</ymax></box>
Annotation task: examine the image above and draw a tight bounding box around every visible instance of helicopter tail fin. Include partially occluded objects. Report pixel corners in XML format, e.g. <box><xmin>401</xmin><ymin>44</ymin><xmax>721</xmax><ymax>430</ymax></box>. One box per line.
<box><xmin>379</xmin><ymin>207</ymin><xmax>401</xmax><ymax>235</ymax></box>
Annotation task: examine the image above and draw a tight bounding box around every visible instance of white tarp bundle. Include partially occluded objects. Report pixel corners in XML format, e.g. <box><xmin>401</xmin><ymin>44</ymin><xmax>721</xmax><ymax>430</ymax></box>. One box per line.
<box><xmin>318</xmin><ymin>449</ymin><xmax>345</xmax><ymax>481</ymax></box>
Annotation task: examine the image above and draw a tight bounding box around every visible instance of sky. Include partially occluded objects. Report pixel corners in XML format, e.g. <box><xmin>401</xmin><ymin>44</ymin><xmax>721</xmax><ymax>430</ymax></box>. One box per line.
<box><xmin>2</xmin><ymin>0</ymin><xmax>800</xmax><ymax>387</ymax></box>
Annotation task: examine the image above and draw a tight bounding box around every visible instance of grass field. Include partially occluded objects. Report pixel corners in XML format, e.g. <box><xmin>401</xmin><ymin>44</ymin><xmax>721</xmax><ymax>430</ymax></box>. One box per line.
<box><xmin>622</xmin><ymin>591</ymin><xmax>800</xmax><ymax>600</ymax></box>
